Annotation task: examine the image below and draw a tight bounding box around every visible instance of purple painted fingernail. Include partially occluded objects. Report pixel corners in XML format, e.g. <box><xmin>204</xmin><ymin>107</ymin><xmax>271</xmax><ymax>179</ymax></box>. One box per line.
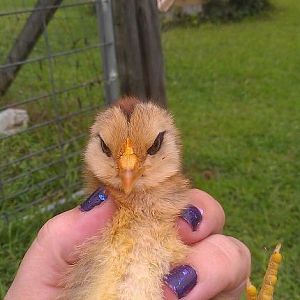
<box><xmin>163</xmin><ymin>265</ymin><xmax>197</xmax><ymax>299</ymax></box>
<box><xmin>80</xmin><ymin>188</ymin><xmax>108</xmax><ymax>212</ymax></box>
<box><xmin>181</xmin><ymin>205</ymin><xmax>203</xmax><ymax>231</ymax></box>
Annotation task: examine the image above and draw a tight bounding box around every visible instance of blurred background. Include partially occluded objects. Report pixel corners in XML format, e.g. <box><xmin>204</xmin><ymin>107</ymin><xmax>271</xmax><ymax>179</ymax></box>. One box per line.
<box><xmin>0</xmin><ymin>0</ymin><xmax>299</xmax><ymax>298</ymax></box>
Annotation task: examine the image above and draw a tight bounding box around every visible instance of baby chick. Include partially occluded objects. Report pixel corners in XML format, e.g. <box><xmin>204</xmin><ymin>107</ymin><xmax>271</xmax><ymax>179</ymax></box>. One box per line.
<box><xmin>61</xmin><ymin>97</ymin><xmax>190</xmax><ymax>300</ymax></box>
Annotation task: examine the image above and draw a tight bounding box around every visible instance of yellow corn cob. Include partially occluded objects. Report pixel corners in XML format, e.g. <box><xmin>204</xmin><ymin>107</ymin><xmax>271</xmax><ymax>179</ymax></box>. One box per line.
<box><xmin>258</xmin><ymin>244</ymin><xmax>282</xmax><ymax>300</ymax></box>
<box><xmin>246</xmin><ymin>278</ymin><xmax>258</xmax><ymax>300</ymax></box>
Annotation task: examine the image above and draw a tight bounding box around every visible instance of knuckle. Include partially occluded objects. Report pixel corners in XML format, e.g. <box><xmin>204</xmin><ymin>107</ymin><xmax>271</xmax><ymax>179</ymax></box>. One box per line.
<box><xmin>36</xmin><ymin>217</ymin><xmax>57</xmax><ymax>248</ymax></box>
<box><xmin>224</xmin><ymin>236</ymin><xmax>251</xmax><ymax>287</ymax></box>
<box><xmin>227</xmin><ymin>236</ymin><xmax>251</xmax><ymax>265</ymax></box>
<box><xmin>201</xmin><ymin>190</ymin><xmax>226</xmax><ymax>228</ymax></box>
<box><xmin>209</xmin><ymin>235</ymin><xmax>251</xmax><ymax>288</ymax></box>
<box><xmin>214</xmin><ymin>200</ymin><xmax>226</xmax><ymax>230</ymax></box>
<box><xmin>191</xmin><ymin>189</ymin><xmax>217</xmax><ymax>204</ymax></box>
<box><xmin>207</xmin><ymin>196</ymin><xmax>226</xmax><ymax>233</ymax></box>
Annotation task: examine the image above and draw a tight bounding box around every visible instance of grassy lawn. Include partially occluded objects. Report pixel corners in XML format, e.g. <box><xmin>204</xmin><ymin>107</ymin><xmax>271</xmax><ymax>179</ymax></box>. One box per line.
<box><xmin>164</xmin><ymin>0</ymin><xmax>300</xmax><ymax>297</ymax></box>
<box><xmin>0</xmin><ymin>0</ymin><xmax>299</xmax><ymax>298</ymax></box>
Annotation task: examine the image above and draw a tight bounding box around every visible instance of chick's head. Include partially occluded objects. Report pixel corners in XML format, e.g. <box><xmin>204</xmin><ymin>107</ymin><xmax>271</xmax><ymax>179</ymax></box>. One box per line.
<box><xmin>85</xmin><ymin>98</ymin><xmax>182</xmax><ymax>194</ymax></box>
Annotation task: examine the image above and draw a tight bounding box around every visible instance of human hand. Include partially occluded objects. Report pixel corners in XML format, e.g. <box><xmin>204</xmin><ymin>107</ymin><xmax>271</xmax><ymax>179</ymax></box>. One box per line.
<box><xmin>5</xmin><ymin>189</ymin><xmax>250</xmax><ymax>300</ymax></box>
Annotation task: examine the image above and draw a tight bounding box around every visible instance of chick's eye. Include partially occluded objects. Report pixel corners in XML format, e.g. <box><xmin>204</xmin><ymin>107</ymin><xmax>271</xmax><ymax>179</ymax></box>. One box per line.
<box><xmin>98</xmin><ymin>135</ymin><xmax>112</xmax><ymax>157</ymax></box>
<box><xmin>147</xmin><ymin>131</ymin><xmax>166</xmax><ymax>155</ymax></box>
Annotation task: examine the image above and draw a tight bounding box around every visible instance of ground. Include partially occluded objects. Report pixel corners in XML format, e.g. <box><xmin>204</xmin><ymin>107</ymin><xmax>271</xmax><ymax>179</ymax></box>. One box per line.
<box><xmin>0</xmin><ymin>0</ymin><xmax>299</xmax><ymax>298</ymax></box>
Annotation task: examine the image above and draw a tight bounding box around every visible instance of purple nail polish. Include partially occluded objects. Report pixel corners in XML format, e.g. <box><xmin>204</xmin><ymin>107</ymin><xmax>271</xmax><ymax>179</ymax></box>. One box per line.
<box><xmin>163</xmin><ymin>265</ymin><xmax>197</xmax><ymax>299</ymax></box>
<box><xmin>80</xmin><ymin>188</ymin><xmax>108</xmax><ymax>212</ymax></box>
<box><xmin>181</xmin><ymin>205</ymin><xmax>203</xmax><ymax>231</ymax></box>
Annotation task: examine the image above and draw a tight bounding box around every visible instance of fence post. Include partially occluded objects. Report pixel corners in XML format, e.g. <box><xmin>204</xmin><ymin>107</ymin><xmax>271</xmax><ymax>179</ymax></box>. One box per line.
<box><xmin>112</xmin><ymin>0</ymin><xmax>167</xmax><ymax>107</ymax></box>
<box><xmin>95</xmin><ymin>0</ymin><xmax>119</xmax><ymax>106</ymax></box>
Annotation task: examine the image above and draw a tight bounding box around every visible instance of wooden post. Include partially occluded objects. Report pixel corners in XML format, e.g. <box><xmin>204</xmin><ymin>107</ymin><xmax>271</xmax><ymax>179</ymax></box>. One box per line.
<box><xmin>112</xmin><ymin>0</ymin><xmax>167</xmax><ymax>107</ymax></box>
<box><xmin>96</xmin><ymin>0</ymin><xmax>119</xmax><ymax>105</ymax></box>
<box><xmin>0</xmin><ymin>0</ymin><xmax>63</xmax><ymax>95</ymax></box>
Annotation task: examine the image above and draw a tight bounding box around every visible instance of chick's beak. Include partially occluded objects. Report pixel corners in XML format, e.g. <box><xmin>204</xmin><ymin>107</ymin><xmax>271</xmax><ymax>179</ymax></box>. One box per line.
<box><xmin>118</xmin><ymin>138</ymin><xmax>139</xmax><ymax>194</ymax></box>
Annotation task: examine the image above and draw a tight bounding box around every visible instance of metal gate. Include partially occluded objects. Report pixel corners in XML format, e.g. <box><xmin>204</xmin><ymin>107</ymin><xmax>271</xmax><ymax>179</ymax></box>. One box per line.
<box><xmin>0</xmin><ymin>0</ymin><xmax>118</xmax><ymax>221</ymax></box>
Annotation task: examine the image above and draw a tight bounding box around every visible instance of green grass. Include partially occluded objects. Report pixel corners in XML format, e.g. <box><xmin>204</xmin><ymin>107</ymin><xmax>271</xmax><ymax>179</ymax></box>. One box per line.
<box><xmin>1</xmin><ymin>0</ymin><xmax>299</xmax><ymax>298</ymax></box>
<box><xmin>164</xmin><ymin>1</ymin><xmax>300</xmax><ymax>297</ymax></box>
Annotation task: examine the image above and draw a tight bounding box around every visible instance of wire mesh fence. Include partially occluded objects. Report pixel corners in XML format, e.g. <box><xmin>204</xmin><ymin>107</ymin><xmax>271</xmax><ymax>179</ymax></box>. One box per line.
<box><xmin>0</xmin><ymin>0</ymin><xmax>118</xmax><ymax>221</ymax></box>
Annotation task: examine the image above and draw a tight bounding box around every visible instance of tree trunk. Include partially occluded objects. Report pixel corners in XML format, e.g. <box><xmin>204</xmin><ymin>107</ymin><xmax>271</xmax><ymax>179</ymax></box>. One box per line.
<box><xmin>0</xmin><ymin>0</ymin><xmax>63</xmax><ymax>95</ymax></box>
<box><xmin>112</xmin><ymin>0</ymin><xmax>167</xmax><ymax>107</ymax></box>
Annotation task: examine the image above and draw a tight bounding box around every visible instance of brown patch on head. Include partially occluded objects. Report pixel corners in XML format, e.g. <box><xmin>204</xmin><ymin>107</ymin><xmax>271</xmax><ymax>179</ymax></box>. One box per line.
<box><xmin>115</xmin><ymin>97</ymin><xmax>141</xmax><ymax>122</ymax></box>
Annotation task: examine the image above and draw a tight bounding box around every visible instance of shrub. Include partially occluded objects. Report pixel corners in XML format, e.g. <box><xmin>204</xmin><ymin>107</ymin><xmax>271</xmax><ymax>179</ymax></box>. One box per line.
<box><xmin>202</xmin><ymin>0</ymin><xmax>272</xmax><ymax>21</ymax></box>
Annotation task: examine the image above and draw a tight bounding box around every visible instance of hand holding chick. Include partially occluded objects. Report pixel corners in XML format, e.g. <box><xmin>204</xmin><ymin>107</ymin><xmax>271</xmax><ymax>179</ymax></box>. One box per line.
<box><xmin>5</xmin><ymin>190</ymin><xmax>250</xmax><ymax>300</ymax></box>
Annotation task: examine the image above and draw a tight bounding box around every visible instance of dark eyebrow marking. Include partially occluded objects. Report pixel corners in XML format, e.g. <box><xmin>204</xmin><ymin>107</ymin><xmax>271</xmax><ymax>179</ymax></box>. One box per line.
<box><xmin>116</xmin><ymin>97</ymin><xmax>141</xmax><ymax>122</ymax></box>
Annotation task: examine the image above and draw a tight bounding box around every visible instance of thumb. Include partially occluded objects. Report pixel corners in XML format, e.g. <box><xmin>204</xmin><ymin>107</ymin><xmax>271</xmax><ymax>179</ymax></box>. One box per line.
<box><xmin>5</xmin><ymin>188</ymin><xmax>116</xmax><ymax>300</ymax></box>
<box><xmin>36</xmin><ymin>189</ymin><xmax>116</xmax><ymax>264</ymax></box>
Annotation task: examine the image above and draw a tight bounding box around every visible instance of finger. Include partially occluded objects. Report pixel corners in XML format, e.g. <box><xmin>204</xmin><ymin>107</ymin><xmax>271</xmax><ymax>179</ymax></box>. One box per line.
<box><xmin>36</xmin><ymin>190</ymin><xmax>116</xmax><ymax>264</ymax></box>
<box><xmin>5</xmin><ymin>188</ymin><xmax>116</xmax><ymax>300</ymax></box>
<box><xmin>178</xmin><ymin>189</ymin><xmax>225</xmax><ymax>245</ymax></box>
<box><xmin>163</xmin><ymin>234</ymin><xmax>251</xmax><ymax>300</ymax></box>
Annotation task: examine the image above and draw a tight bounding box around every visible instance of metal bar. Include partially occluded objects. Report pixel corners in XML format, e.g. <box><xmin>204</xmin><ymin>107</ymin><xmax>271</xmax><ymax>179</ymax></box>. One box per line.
<box><xmin>95</xmin><ymin>0</ymin><xmax>119</xmax><ymax>105</ymax></box>
<box><xmin>1</xmin><ymin>178</ymin><xmax>83</xmax><ymax>220</ymax></box>
<box><xmin>0</xmin><ymin>43</ymin><xmax>110</xmax><ymax>70</ymax></box>
<box><xmin>7</xmin><ymin>165</ymin><xmax>82</xmax><ymax>212</ymax></box>
<box><xmin>0</xmin><ymin>133</ymin><xmax>87</xmax><ymax>170</ymax></box>
<box><xmin>2</xmin><ymin>150</ymin><xmax>82</xmax><ymax>185</ymax></box>
<box><xmin>3</xmin><ymin>174</ymin><xmax>65</xmax><ymax>202</ymax></box>
<box><xmin>37</xmin><ymin>189</ymin><xmax>84</xmax><ymax>214</ymax></box>
<box><xmin>0</xmin><ymin>178</ymin><xmax>5</xmax><ymax>204</ymax></box>
<box><xmin>0</xmin><ymin>103</ymin><xmax>100</xmax><ymax>141</ymax></box>
<box><xmin>0</xmin><ymin>79</ymin><xmax>101</xmax><ymax>111</ymax></box>
<box><xmin>0</xmin><ymin>1</ymin><xmax>95</xmax><ymax>17</ymax></box>
<box><xmin>1</xmin><ymin>189</ymin><xmax>59</xmax><ymax>219</ymax></box>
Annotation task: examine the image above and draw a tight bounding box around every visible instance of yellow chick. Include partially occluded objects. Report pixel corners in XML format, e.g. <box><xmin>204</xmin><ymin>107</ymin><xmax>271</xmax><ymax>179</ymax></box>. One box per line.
<box><xmin>61</xmin><ymin>97</ymin><xmax>190</xmax><ymax>300</ymax></box>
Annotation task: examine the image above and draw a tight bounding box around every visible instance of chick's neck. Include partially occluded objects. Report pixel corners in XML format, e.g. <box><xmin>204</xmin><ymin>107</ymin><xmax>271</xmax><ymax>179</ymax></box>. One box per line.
<box><xmin>107</xmin><ymin>172</ymin><xmax>189</xmax><ymax>219</ymax></box>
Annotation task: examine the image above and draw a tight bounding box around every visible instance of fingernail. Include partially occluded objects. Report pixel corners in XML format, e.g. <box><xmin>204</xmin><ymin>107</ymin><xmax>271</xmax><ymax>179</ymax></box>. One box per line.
<box><xmin>163</xmin><ymin>265</ymin><xmax>197</xmax><ymax>299</ymax></box>
<box><xmin>80</xmin><ymin>188</ymin><xmax>108</xmax><ymax>212</ymax></box>
<box><xmin>181</xmin><ymin>205</ymin><xmax>203</xmax><ymax>231</ymax></box>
